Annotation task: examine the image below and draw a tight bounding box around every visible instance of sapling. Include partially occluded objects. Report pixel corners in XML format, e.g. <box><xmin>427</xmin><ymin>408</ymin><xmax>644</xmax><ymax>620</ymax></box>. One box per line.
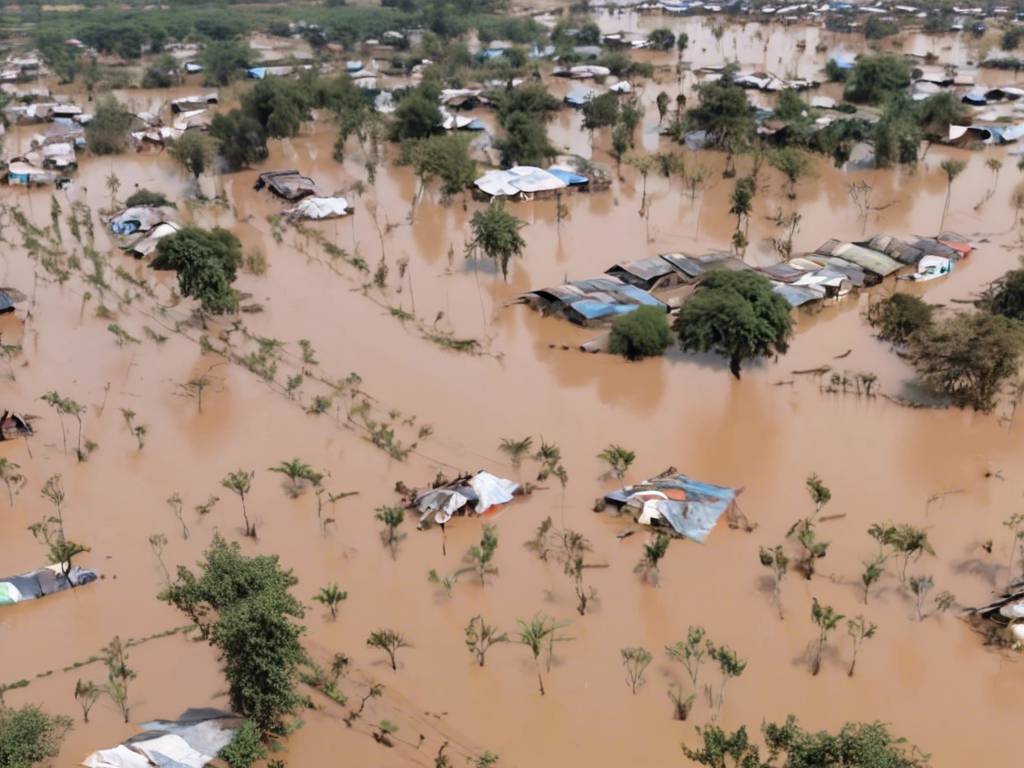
<box><xmin>456</xmin><ymin>524</ymin><xmax>498</xmax><ymax>585</ymax></box>
<box><xmin>427</xmin><ymin>569</ymin><xmax>456</xmax><ymax>597</ymax></box>
<box><xmin>517</xmin><ymin>614</ymin><xmax>571</xmax><ymax>695</ymax></box>
<box><xmin>149</xmin><ymin>533</ymin><xmax>169</xmax><ymax>582</ymax></box>
<box><xmin>810</xmin><ymin>598</ymin><xmax>844</xmax><ymax>676</ymax></box>
<box><xmin>375</xmin><ymin>505</ymin><xmax>405</xmax><ymax>558</ymax></box>
<box><xmin>41</xmin><ymin>473</ymin><xmax>67</xmax><ymax>526</ymax></box>
<box><xmin>621</xmin><ymin>646</ymin><xmax>653</xmax><ymax>694</ymax></box>
<box><xmin>373</xmin><ymin>719</ymin><xmax>399</xmax><ymax>747</ymax></box>
<box><xmin>74</xmin><ymin>679</ymin><xmax>102</xmax><ymax>723</ymax></box>
<box><xmin>330</xmin><ymin>653</ymin><xmax>349</xmax><ymax>684</ymax></box>
<box><xmin>498</xmin><ymin>436</ymin><xmax>533</xmax><ymax>468</ymax></box>
<box><xmin>759</xmin><ymin>545</ymin><xmax>789</xmax><ymax>619</ymax></box>
<box><xmin>465</xmin><ymin>615</ymin><xmax>509</xmax><ymax>667</ymax></box>
<box><xmin>597</xmin><ymin>444</ymin><xmax>636</xmax><ymax>480</ymax></box>
<box><xmin>367</xmin><ymin>629</ymin><xmax>410</xmax><ymax>671</ymax></box>
<box><xmin>793</xmin><ymin>519</ymin><xmax>829</xmax><ymax>579</ymax></box>
<box><xmin>269</xmin><ymin>458</ymin><xmax>319</xmax><ymax>498</ymax></box>
<box><xmin>166</xmin><ymin>492</ymin><xmax>189</xmax><ymax>539</ymax></box>
<box><xmin>909</xmin><ymin>575</ymin><xmax>934</xmax><ymax>621</ymax></box>
<box><xmin>707</xmin><ymin>643</ymin><xmax>746</xmax><ymax>718</ymax></box>
<box><xmin>666</xmin><ymin>625</ymin><xmax>707</xmax><ymax>689</ymax></box>
<box><xmin>524</xmin><ymin>516</ymin><xmax>555</xmax><ymax>561</ymax></box>
<box><xmin>0</xmin><ymin>457</ymin><xmax>25</xmax><ymax>506</ymax></box>
<box><xmin>313</xmin><ymin>583</ymin><xmax>348</xmax><ymax>619</ymax></box>
<box><xmin>344</xmin><ymin>682</ymin><xmax>383</xmax><ymax>726</ymax></box>
<box><xmin>635</xmin><ymin>532</ymin><xmax>670</xmax><ymax>585</ymax></box>
<box><xmin>102</xmin><ymin>636</ymin><xmax>135</xmax><ymax>723</ymax></box>
<box><xmin>667</xmin><ymin>682</ymin><xmax>696</xmax><ymax>720</ymax></box>
<box><xmin>869</xmin><ymin>523</ymin><xmax>935</xmax><ymax>587</ymax></box>
<box><xmin>846</xmin><ymin>616</ymin><xmax>877</xmax><ymax>677</ymax></box>
<box><xmin>221</xmin><ymin>469</ymin><xmax>255</xmax><ymax>537</ymax></box>
<box><xmin>861</xmin><ymin>554</ymin><xmax>886</xmax><ymax>604</ymax></box>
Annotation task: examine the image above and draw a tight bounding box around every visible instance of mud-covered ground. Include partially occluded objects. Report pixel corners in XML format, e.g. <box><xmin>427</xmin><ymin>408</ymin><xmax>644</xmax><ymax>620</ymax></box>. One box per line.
<box><xmin>3</xmin><ymin>16</ymin><xmax>1024</xmax><ymax>768</ymax></box>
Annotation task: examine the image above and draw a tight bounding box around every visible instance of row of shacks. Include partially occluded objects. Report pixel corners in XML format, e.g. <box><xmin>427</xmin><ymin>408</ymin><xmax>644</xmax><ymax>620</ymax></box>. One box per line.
<box><xmin>520</xmin><ymin>233</ymin><xmax>972</xmax><ymax>326</ymax></box>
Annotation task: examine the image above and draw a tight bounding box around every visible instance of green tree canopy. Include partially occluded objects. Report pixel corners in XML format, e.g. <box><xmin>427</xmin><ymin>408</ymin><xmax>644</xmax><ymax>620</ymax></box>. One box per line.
<box><xmin>582</xmin><ymin>91</ymin><xmax>620</xmax><ymax>131</ymax></box>
<box><xmin>915</xmin><ymin>92</ymin><xmax>969</xmax><ymax>139</ymax></box>
<box><xmin>908</xmin><ymin>311</ymin><xmax>1024</xmax><ymax>411</ymax></box>
<box><xmin>152</xmin><ymin>226</ymin><xmax>242</xmax><ymax>314</ymax></box>
<box><xmin>684</xmin><ymin>77</ymin><xmax>756</xmax><ymax>150</ymax></box>
<box><xmin>85</xmin><ymin>96</ymin><xmax>132</xmax><ymax>155</ymax></box>
<box><xmin>202</xmin><ymin>40</ymin><xmax>252</xmax><ymax>86</ymax></box>
<box><xmin>495</xmin><ymin>110</ymin><xmax>555</xmax><ymax>167</ymax></box>
<box><xmin>465</xmin><ymin>201</ymin><xmax>526</xmax><ymax>279</ymax></box>
<box><xmin>160</xmin><ymin>534</ymin><xmax>305</xmax><ymax>735</ymax></box>
<box><xmin>405</xmin><ymin>133</ymin><xmax>476</xmax><ymax>199</ymax></box>
<box><xmin>391</xmin><ymin>88</ymin><xmax>442</xmax><ymax>141</ymax></box>
<box><xmin>169</xmin><ymin>132</ymin><xmax>214</xmax><ymax>179</ymax></box>
<box><xmin>0</xmin><ymin>705</ymin><xmax>73</xmax><ymax>768</ymax></box>
<box><xmin>675</xmin><ymin>270</ymin><xmax>793</xmax><ymax>378</ymax></box>
<box><xmin>866</xmin><ymin>293</ymin><xmax>934</xmax><ymax>345</ymax></box>
<box><xmin>979</xmin><ymin>269</ymin><xmax>1024</xmax><ymax>321</ymax></box>
<box><xmin>210</xmin><ymin>109</ymin><xmax>268</xmax><ymax>171</ymax></box>
<box><xmin>844</xmin><ymin>54</ymin><xmax>911</xmax><ymax>103</ymax></box>
<box><xmin>241</xmin><ymin>78</ymin><xmax>311</xmax><ymax>138</ymax></box>
<box><xmin>610</xmin><ymin>306</ymin><xmax>673</xmax><ymax>361</ymax></box>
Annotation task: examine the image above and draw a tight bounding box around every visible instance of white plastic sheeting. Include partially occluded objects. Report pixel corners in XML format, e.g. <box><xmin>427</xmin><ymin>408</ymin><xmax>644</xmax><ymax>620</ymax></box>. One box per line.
<box><xmin>283</xmin><ymin>196</ymin><xmax>351</xmax><ymax>220</ymax></box>
<box><xmin>468</xmin><ymin>471</ymin><xmax>519</xmax><ymax>514</ymax></box>
<box><xmin>474</xmin><ymin>166</ymin><xmax>567</xmax><ymax>197</ymax></box>
<box><xmin>82</xmin><ymin>745</ymin><xmax>152</xmax><ymax>768</ymax></box>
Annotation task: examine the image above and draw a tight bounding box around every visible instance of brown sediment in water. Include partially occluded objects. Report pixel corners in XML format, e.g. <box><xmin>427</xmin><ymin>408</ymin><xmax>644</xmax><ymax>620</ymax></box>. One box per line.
<box><xmin>2</xmin><ymin>20</ymin><xmax>1024</xmax><ymax>768</ymax></box>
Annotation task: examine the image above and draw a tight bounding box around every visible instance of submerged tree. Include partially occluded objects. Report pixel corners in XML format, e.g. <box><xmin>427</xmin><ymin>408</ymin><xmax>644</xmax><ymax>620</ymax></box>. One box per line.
<box><xmin>516</xmin><ymin>614</ymin><xmax>571</xmax><ymax>695</ymax></box>
<box><xmin>313</xmin><ymin>583</ymin><xmax>348</xmax><ymax>620</ymax></box>
<box><xmin>861</xmin><ymin>554</ymin><xmax>886</xmax><ymax>604</ymax></box>
<box><xmin>0</xmin><ymin>705</ymin><xmax>73</xmax><ymax>767</ymax></box>
<box><xmin>621</xmin><ymin>646</ymin><xmax>654</xmax><ymax>694</ymax></box>
<box><xmin>269</xmin><ymin>458</ymin><xmax>320</xmax><ymax>498</ymax></box>
<box><xmin>456</xmin><ymin>524</ymin><xmax>499</xmax><ymax>586</ymax></box>
<box><xmin>152</xmin><ymin>226</ymin><xmax>242</xmax><ymax>315</ymax></box>
<box><xmin>101</xmin><ymin>636</ymin><xmax>136</xmax><ymax>723</ymax></box>
<box><xmin>0</xmin><ymin>458</ymin><xmax>25</xmax><ymax>506</ymax></box>
<box><xmin>939</xmin><ymin>159</ymin><xmax>966</xmax><ymax>231</ymax></box>
<box><xmin>609</xmin><ymin>305</ymin><xmax>673</xmax><ymax>361</ymax></box>
<box><xmin>169</xmin><ymin>132</ymin><xmax>214</xmax><ymax>180</ymax></box>
<box><xmin>846</xmin><ymin>615</ymin><xmax>877</xmax><ymax>677</ymax></box>
<box><xmin>635</xmin><ymin>532</ymin><xmax>670</xmax><ymax>585</ymax></box>
<box><xmin>869</xmin><ymin>522</ymin><xmax>935</xmax><ymax>587</ymax></box>
<box><xmin>866</xmin><ymin>294</ymin><xmax>934</xmax><ymax>346</ymax></box>
<box><xmin>465</xmin><ymin>615</ymin><xmax>509</xmax><ymax>667</ymax></box>
<box><xmin>74</xmin><ymin>679</ymin><xmax>102</xmax><ymax>723</ymax></box>
<box><xmin>675</xmin><ymin>270</ymin><xmax>793</xmax><ymax>378</ymax></box>
<box><xmin>666</xmin><ymin>625</ymin><xmax>708</xmax><ymax>691</ymax></box>
<box><xmin>367</xmin><ymin>629</ymin><xmax>410</xmax><ymax>671</ymax></box>
<box><xmin>759</xmin><ymin>545</ymin><xmax>789</xmax><ymax>619</ymax></box>
<box><xmin>221</xmin><ymin>469</ymin><xmax>256</xmax><ymax>537</ymax></box>
<box><xmin>375</xmin><ymin>505</ymin><xmax>406</xmax><ymax>559</ymax></box>
<box><xmin>597</xmin><ymin>444</ymin><xmax>636</xmax><ymax>480</ymax></box>
<box><xmin>465</xmin><ymin>202</ymin><xmax>526</xmax><ymax>280</ymax></box>
<box><xmin>810</xmin><ymin>598</ymin><xmax>844</xmax><ymax>676</ymax></box>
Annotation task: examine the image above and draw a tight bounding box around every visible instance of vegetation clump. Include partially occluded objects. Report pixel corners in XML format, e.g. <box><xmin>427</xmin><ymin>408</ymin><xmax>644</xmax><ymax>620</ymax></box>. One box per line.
<box><xmin>609</xmin><ymin>306</ymin><xmax>672</xmax><ymax>361</ymax></box>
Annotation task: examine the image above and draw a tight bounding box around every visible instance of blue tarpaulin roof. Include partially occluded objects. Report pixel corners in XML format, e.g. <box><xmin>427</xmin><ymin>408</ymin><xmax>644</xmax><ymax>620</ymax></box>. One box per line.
<box><xmin>605</xmin><ymin>473</ymin><xmax>738</xmax><ymax>543</ymax></box>
<box><xmin>548</xmin><ymin>168</ymin><xmax>589</xmax><ymax>185</ymax></box>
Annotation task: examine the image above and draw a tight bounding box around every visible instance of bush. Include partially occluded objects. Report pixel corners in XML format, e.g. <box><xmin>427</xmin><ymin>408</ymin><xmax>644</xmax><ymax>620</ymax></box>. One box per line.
<box><xmin>218</xmin><ymin>721</ymin><xmax>266</xmax><ymax>768</ymax></box>
<box><xmin>210</xmin><ymin>110</ymin><xmax>268</xmax><ymax>171</ymax></box>
<box><xmin>979</xmin><ymin>269</ymin><xmax>1024</xmax><ymax>321</ymax></box>
<box><xmin>125</xmin><ymin>189</ymin><xmax>172</xmax><ymax>207</ymax></box>
<box><xmin>843</xmin><ymin>54</ymin><xmax>911</xmax><ymax>104</ymax></box>
<box><xmin>390</xmin><ymin>89</ymin><xmax>441</xmax><ymax>141</ymax></box>
<box><xmin>866</xmin><ymin>293</ymin><xmax>934</xmax><ymax>345</ymax></box>
<box><xmin>152</xmin><ymin>226</ymin><xmax>242</xmax><ymax>314</ymax></box>
<box><xmin>610</xmin><ymin>306</ymin><xmax>672</xmax><ymax>360</ymax></box>
<box><xmin>908</xmin><ymin>312</ymin><xmax>1024</xmax><ymax>411</ymax></box>
<box><xmin>85</xmin><ymin>96</ymin><xmax>132</xmax><ymax>155</ymax></box>
<box><xmin>0</xmin><ymin>705</ymin><xmax>73</xmax><ymax>768</ymax></box>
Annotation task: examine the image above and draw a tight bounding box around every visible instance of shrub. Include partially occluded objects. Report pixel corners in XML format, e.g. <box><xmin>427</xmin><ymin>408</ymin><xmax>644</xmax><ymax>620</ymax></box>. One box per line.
<box><xmin>218</xmin><ymin>721</ymin><xmax>266</xmax><ymax>768</ymax></box>
<box><xmin>85</xmin><ymin>96</ymin><xmax>132</xmax><ymax>155</ymax></box>
<box><xmin>125</xmin><ymin>188</ymin><xmax>171</xmax><ymax>207</ymax></box>
<box><xmin>610</xmin><ymin>306</ymin><xmax>672</xmax><ymax>360</ymax></box>
<box><xmin>866</xmin><ymin>293</ymin><xmax>934</xmax><ymax>345</ymax></box>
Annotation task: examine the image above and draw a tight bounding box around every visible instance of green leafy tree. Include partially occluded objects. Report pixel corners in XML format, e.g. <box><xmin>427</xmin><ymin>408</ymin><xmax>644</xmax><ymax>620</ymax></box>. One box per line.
<box><xmin>456</xmin><ymin>524</ymin><xmax>499</xmax><ymax>585</ymax></box>
<box><xmin>582</xmin><ymin>92</ymin><xmax>620</xmax><ymax>131</ymax></box>
<box><xmin>391</xmin><ymin>90</ymin><xmax>441</xmax><ymax>141</ymax></box>
<box><xmin>0</xmin><ymin>458</ymin><xmax>25</xmax><ymax>506</ymax></box>
<box><xmin>915</xmin><ymin>92</ymin><xmax>969</xmax><ymax>139</ymax></box>
<box><xmin>101</xmin><ymin>636</ymin><xmax>135</xmax><ymax>722</ymax></box>
<box><xmin>621</xmin><ymin>646</ymin><xmax>653</xmax><ymax>694</ymax></box>
<box><xmin>861</xmin><ymin>554</ymin><xmax>886</xmax><ymax>604</ymax></box>
<box><xmin>375</xmin><ymin>505</ymin><xmax>405</xmax><ymax>558</ymax></box>
<box><xmin>666</xmin><ymin>625</ymin><xmax>707</xmax><ymax>689</ymax></box>
<box><xmin>674</xmin><ymin>270</ymin><xmax>793</xmax><ymax>378</ymax></box>
<box><xmin>210</xmin><ymin>110</ymin><xmax>268</xmax><ymax>171</ymax></box>
<box><xmin>269</xmin><ymin>458</ymin><xmax>319</xmax><ymax>498</ymax></box>
<box><xmin>242</xmin><ymin>78</ymin><xmax>311</xmax><ymax>138</ymax></box>
<box><xmin>759</xmin><ymin>545</ymin><xmax>789</xmax><ymax>620</ymax></box>
<box><xmin>843</xmin><ymin>54</ymin><xmax>911</xmax><ymax>103</ymax></box>
<box><xmin>498</xmin><ymin>436</ymin><xmax>533</xmax><ymax>467</ymax></box>
<box><xmin>74</xmin><ymin>679</ymin><xmax>102</xmax><ymax>723</ymax></box>
<box><xmin>313</xmin><ymin>583</ymin><xmax>348</xmax><ymax>619</ymax></box>
<box><xmin>0</xmin><ymin>705</ymin><xmax>72</xmax><ymax>768</ymax></box>
<box><xmin>980</xmin><ymin>269</ymin><xmax>1024</xmax><ymax>321</ymax></box>
<box><xmin>516</xmin><ymin>614</ymin><xmax>571</xmax><ymax>695</ymax></box>
<box><xmin>609</xmin><ymin>305</ymin><xmax>672</xmax><ymax>360</ymax></box>
<box><xmin>939</xmin><ymin>159</ymin><xmax>966</xmax><ymax>231</ymax></box>
<box><xmin>708</xmin><ymin>642</ymin><xmax>746</xmax><ymax>717</ymax></box>
<box><xmin>810</xmin><ymin>598</ymin><xmax>844</xmax><ymax>675</ymax></box>
<box><xmin>85</xmin><ymin>96</ymin><xmax>132</xmax><ymax>155</ymax></box>
<box><xmin>684</xmin><ymin>76</ymin><xmax>755</xmax><ymax>169</ymax></box>
<box><xmin>635</xmin><ymin>532</ymin><xmax>670</xmax><ymax>585</ymax></box>
<box><xmin>169</xmin><ymin>132</ymin><xmax>214</xmax><ymax>180</ymax></box>
<box><xmin>465</xmin><ymin>615</ymin><xmax>509</xmax><ymax>667</ymax></box>
<box><xmin>866</xmin><ymin>294</ymin><xmax>934</xmax><ymax>345</ymax></box>
<box><xmin>218</xmin><ymin>719</ymin><xmax>266</xmax><ymax>768</ymax></box>
<box><xmin>221</xmin><ymin>469</ymin><xmax>255</xmax><ymax>537</ymax></box>
<box><xmin>465</xmin><ymin>201</ymin><xmax>526</xmax><ymax>280</ymax></box>
<box><xmin>597</xmin><ymin>444</ymin><xmax>635</xmax><ymax>480</ymax></box>
<box><xmin>152</xmin><ymin>226</ymin><xmax>242</xmax><ymax>314</ymax></box>
<box><xmin>201</xmin><ymin>40</ymin><xmax>252</xmax><ymax>86</ymax></box>
<box><xmin>495</xmin><ymin>110</ymin><xmax>556</xmax><ymax>166</ymax></box>
<box><xmin>367</xmin><ymin>629</ymin><xmax>410</xmax><ymax>670</ymax></box>
<box><xmin>908</xmin><ymin>312</ymin><xmax>1024</xmax><ymax>411</ymax></box>
<box><xmin>161</xmin><ymin>534</ymin><xmax>305</xmax><ymax>734</ymax></box>
<box><xmin>770</xmin><ymin>147</ymin><xmax>812</xmax><ymax>199</ymax></box>
<box><xmin>846</xmin><ymin>616</ymin><xmax>878</xmax><ymax>677</ymax></box>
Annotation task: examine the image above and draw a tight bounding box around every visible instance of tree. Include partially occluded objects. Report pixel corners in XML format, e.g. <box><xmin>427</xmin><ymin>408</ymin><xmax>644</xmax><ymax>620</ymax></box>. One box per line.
<box><xmin>74</xmin><ymin>679</ymin><xmax>101</xmax><ymax>723</ymax></box>
<box><xmin>939</xmin><ymin>159</ymin><xmax>966</xmax><ymax>231</ymax></box>
<box><xmin>874</xmin><ymin>96</ymin><xmax>922</xmax><ymax>167</ymax></box>
<box><xmin>465</xmin><ymin>202</ymin><xmax>526</xmax><ymax>280</ymax></box>
<box><xmin>269</xmin><ymin>458</ymin><xmax>319</xmax><ymax>498</ymax></box>
<box><xmin>909</xmin><ymin>575</ymin><xmax>934</xmax><ymax>620</ymax></box>
<box><xmin>790</xmin><ymin>518</ymin><xmax>829</xmax><ymax>579</ymax></box>
<box><xmin>979</xmin><ymin>269</ymin><xmax>1024</xmax><ymax>321</ymax></box>
<box><xmin>367</xmin><ymin>629</ymin><xmax>410</xmax><ymax>671</ymax></box>
<box><xmin>908</xmin><ymin>312</ymin><xmax>1024</xmax><ymax>411</ymax></box>
<box><xmin>161</xmin><ymin>534</ymin><xmax>305</xmax><ymax>734</ymax></box>
<box><xmin>759</xmin><ymin>545</ymin><xmax>789</xmax><ymax>620</ymax></box>
<box><xmin>28</xmin><ymin>516</ymin><xmax>88</xmax><ymax>590</ymax></box>
<box><xmin>201</xmin><ymin>40</ymin><xmax>251</xmax><ymax>86</ymax></box>
<box><xmin>666</xmin><ymin>625</ymin><xmax>707</xmax><ymax>689</ymax></box>
<box><xmin>656</xmin><ymin>91</ymin><xmax>670</xmax><ymax>125</ymax></box>
<box><xmin>169</xmin><ymin>132</ymin><xmax>214</xmax><ymax>180</ymax></box>
<box><xmin>674</xmin><ymin>270</ymin><xmax>793</xmax><ymax>378</ymax></box>
<box><xmin>0</xmin><ymin>458</ymin><xmax>25</xmax><ymax>506</ymax></box>
<box><xmin>313</xmin><ymin>583</ymin><xmax>348</xmax><ymax>619</ymax></box>
<box><xmin>684</xmin><ymin>76</ymin><xmax>756</xmax><ymax>167</ymax></box>
<box><xmin>621</xmin><ymin>647</ymin><xmax>653</xmax><ymax>694</ymax></box>
<box><xmin>457</xmin><ymin>524</ymin><xmax>499</xmax><ymax>585</ymax></box>
<box><xmin>869</xmin><ymin>522</ymin><xmax>936</xmax><ymax>587</ymax></box>
<box><xmin>762</xmin><ymin>716</ymin><xmax>930</xmax><ymax>768</ymax></box>
<box><xmin>465</xmin><ymin>615</ymin><xmax>508</xmax><ymax>666</ymax></box>
<box><xmin>597</xmin><ymin>444</ymin><xmax>635</xmax><ymax>480</ymax></box>
<box><xmin>0</xmin><ymin>705</ymin><xmax>72</xmax><ymax>768</ymax></box>
<box><xmin>770</xmin><ymin>147</ymin><xmax>812</xmax><ymax>199</ymax></box>
<box><xmin>684</xmin><ymin>724</ymin><xmax>762</xmax><ymax>767</ymax></box>
<box><xmin>210</xmin><ymin>110</ymin><xmax>268</xmax><ymax>171</ymax></box>
<box><xmin>846</xmin><ymin>616</ymin><xmax>877</xmax><ymax>677</ymax></box>
<box><xmin>375</xmin><ymin>505</ymin><xmax>405</xmax><ymax>558</ymax></box>
<box><xmin>498</xmin><ymin>436</ymin><xmax>533</xmax><ymax>467</ymax></box>
<box><xmin>516</xmin><ymin>614</ymin><xmax>571</xmax><ymax>695</ymax></box>
<box><xmin>242</xmin><ymin>78</ymin><xmax>310</xmax><ymax>138</ymax></box>
<box><xmin>915</xmin><ymin>92</ymin><xmax>969</xmax><ymax>139</ymax></box>
<box><xmin>708</xmin><ymin>643</ymin><xmax>746</xmax><ymax>717</ymax></box>
<box><xmin>495</xmin><ymin>110</ymin><xmax>556</xmax><ymax>166</ymax></box>
<box><xmin>101</xmin><ymin>636</ymin><xmax>135</xmax><ymax>722</ymax></box>
<box><xmin>866</xmin><ymin>294</ymin><xmax>934</xmax><ymax>345</ymax></box>
<box><xmin>85</xmin><ymin>96</ymin><xmax>132</xmax><ymax>155</ymax></box>
<box><xmin>609</xmin><ymin>306</ymin><xmax>672</xmax><ymax>360</ymax></box>
<box><xmin>810</xmin><ymin>598</ymin><xmax>844</xmax><ymax>675</ymax></box>
<box><xmin>221</xmin><ymin>469</ymin><xmax>255</xmax><ymax>537</ymax></box>
<box><xmin>582</xmin><ymin>92</ymin><xmax>619</xmax><ymax>131</ymax></box>
<box><xmin>843</xmin><ymin>54</ymin><xmax>911</xmax><ymax>103</ymax></box>
<box><xmin>648</xmin><ymin>28</ymin><xmax>676</xmax><ymax>50</ymax></box>
<box><xmin>391</xmin><ymin>90</ymin><xmax>442</xmax><ymax>141</ymax></box>
<box><xmin>406</xmin><ymin>133</ymin><xmax>476</xmax><ymax>201</ymax></box>
<box><xmin>729</xmin><ymin>175</ymin><xmax>756</xmax><ymax>231</ymax></box>
<box><xmin>861</xmin><ymin>554</ymin><xmax>886</xmax><ymax>604</ymax></box>
<box><xmin>152</xmin><ymin>226</ymin><xmax>242</xmax><ymax>314</ymax></box>
<box><xmin>218</xmin><ymin>720</ymin><xmax>266</xmax><ymax>768</ymax></box>
<box><xmin>635</xmin><ymin>532</ymin><xmax>670</xmax><ymax>585</ymax></box>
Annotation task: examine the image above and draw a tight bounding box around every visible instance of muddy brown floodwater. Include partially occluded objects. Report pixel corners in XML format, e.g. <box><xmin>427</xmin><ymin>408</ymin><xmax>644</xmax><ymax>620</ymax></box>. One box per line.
<box><xmin>3</xmin><ymin>19</ymin><xmax>1024</xmax><ymax>768</ymax></box>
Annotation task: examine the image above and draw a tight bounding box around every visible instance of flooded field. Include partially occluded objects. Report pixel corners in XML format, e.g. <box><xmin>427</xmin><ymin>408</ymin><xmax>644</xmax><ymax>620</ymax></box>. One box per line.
<box><xmin>3</xmin><ymin>13</ymin><xmax>1024</xmax><ymax>768</ymax></box>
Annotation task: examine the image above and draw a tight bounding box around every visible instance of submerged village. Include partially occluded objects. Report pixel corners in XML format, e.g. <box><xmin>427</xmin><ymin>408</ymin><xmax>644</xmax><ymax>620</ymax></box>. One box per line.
<box><xmin>8</xmin><ymin>0</ymin><xmax>1024</xmax><ymax>766</ymax></box>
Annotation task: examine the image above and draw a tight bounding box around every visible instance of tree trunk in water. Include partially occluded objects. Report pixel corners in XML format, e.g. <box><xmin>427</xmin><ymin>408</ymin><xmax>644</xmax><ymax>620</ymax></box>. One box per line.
<box><xmin>729</xmin><ymin>356</ymin><xmax>742</xmax><ymax>379</ymax></box>
<box><xmin>536</xmin><ymin>662</ymin><xmax>545</xmax><ymax>695</ymax></box>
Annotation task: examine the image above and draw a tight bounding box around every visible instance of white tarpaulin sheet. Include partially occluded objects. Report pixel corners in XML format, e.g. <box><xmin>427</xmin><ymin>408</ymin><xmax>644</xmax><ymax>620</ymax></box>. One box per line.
<box><xmin>284</xmin><ymin>196</ymin><xmax>350</xmax><ymax>220</ymax></box>
<box><xmin>468</xmin><ymin>471</ymin><xmax>519</xmax><ymax>514</ymax></box>
<box><xmin>82</xmin><ymin>745</ymin><xmax>153</xmax><ymax>768</ymax></box>
<box><xmin>474</xmin><ymin>166</ymin><xmax>567</xmax><ymax>197</ymax></box>
<box><xmin>133</xmin><ymin>734</ymin><xmax>209</xmax><ymax>768</ymax></box>
<box><xmin>418</xmin><ymin>489</ymin><xmax>470</xmax><ymax>524</ymax></box>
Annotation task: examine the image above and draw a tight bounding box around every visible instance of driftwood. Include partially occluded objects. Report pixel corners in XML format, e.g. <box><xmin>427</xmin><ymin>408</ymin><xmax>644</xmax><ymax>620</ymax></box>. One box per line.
<box><xmin>833</xmin><ymin>349</ymin><xmax>852</xmax><ymax>359</ymax></box>
<box><xmin>792</xmin><ymin>365</ymin><xmax>831</xmax><ymax>375</ymax></box>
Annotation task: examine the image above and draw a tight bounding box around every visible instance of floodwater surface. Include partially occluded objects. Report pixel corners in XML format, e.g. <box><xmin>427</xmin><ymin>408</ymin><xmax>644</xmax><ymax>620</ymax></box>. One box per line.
<box><xmin>2</xmin><ymin>21</ymin><xmax>1024</xmax><ymax>768</ymax></box>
